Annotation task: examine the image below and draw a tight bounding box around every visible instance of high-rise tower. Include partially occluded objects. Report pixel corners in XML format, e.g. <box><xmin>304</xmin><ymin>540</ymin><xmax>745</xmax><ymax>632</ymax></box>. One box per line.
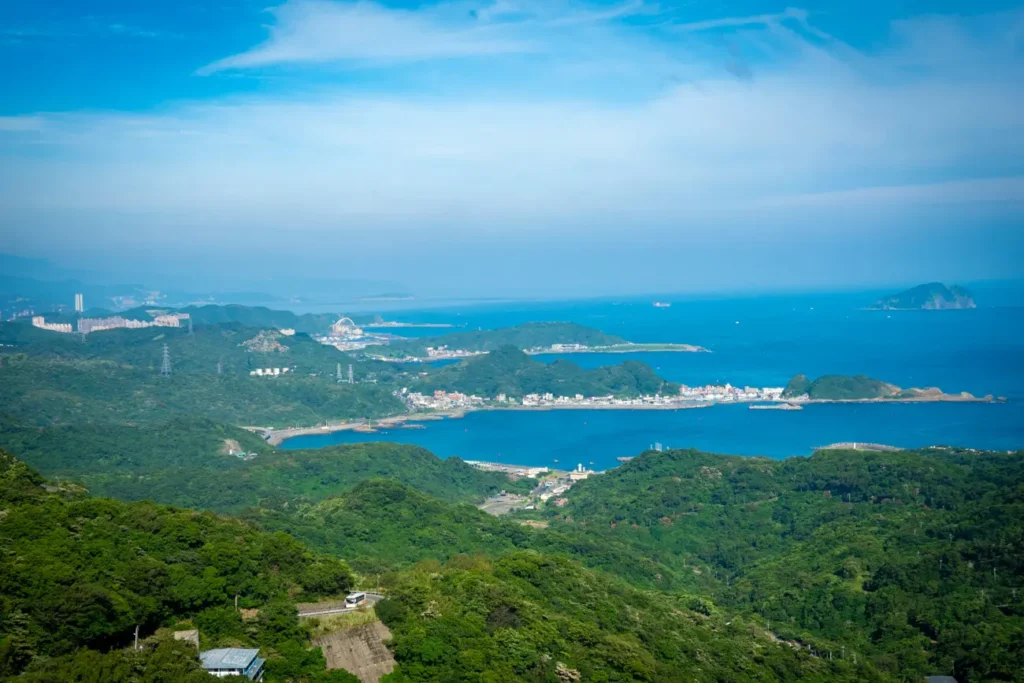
<box><xmin>74</xmin><ymin>293</ymin><xmax>84</xmax><ymax>313</ymax></box>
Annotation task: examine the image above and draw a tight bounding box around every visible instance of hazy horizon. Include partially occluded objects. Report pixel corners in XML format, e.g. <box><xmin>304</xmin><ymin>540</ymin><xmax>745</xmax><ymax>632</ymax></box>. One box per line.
<box><xmin>3</xmin><ymin>0</ymin><xmax>1023</xmax><ymax>296</ymax></box>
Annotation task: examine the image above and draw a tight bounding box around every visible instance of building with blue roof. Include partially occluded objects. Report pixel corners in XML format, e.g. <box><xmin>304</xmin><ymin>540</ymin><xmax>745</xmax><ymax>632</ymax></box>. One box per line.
<box><xmin>199</xmin><ymin>648</ymin><xmax>265</xmax><ymax>680</ymax></box>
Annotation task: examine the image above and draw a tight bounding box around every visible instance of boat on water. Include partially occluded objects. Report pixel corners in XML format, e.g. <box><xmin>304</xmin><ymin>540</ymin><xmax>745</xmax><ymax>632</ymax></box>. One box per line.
<box><xmin>653</xmin><ymin>301</ymin><xmax>671</xmax><ymax>308</ymax></box>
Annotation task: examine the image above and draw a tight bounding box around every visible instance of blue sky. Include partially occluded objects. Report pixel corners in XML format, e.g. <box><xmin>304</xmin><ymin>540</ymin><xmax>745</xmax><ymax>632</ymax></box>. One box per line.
<box><xmin>1</xmin><ymin>0</ymin><xmax>1022</xmax><ymax>296</ymax></box>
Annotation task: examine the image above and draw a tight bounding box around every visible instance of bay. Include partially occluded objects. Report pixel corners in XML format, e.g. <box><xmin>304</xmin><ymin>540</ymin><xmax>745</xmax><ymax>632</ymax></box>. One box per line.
<box><xmin>281</xmin><ymin>291</ymin><xmax>1024</xmax><ymax>465</ymax></box>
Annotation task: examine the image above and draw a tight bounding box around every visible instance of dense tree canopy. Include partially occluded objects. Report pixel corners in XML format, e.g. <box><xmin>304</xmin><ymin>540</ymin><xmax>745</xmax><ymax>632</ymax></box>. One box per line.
<box><xmin>549</xmin><ymin>446</ymin><xmax>1024</xmax><ymax>681</ymax></box>
<box><xmin>377</xmin><ymin>552</ymin><xmax>886</xmax><ymax>682</ymax></box>
<box><xmin>0</xmin><ymin>449</ymin><xmax>353</xmax><ymax>679</ymax></box>
<box><xmin>414</xmin><ymin>346</ymin><xmax>679</xmax><ymax>398</ymax></box>
<box><xmin>0</xmin><ymin>421</ymin><xmax>528</xmax><ymax>512</ymax></box>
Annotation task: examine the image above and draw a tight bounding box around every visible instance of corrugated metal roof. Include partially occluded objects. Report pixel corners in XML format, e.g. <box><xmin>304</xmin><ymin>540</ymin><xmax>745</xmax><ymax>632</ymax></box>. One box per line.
<box><xmin>200</xmin><ymin>648</ymin><xmax>260</xmax><ymax>670</ymax></box>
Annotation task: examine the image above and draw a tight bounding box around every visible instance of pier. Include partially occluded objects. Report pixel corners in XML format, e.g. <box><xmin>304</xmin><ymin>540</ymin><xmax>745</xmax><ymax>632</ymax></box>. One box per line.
<box><xmin>814</xmin><ymin>442</ymin><xmax>903</xmax><ymax>453</ymax></box>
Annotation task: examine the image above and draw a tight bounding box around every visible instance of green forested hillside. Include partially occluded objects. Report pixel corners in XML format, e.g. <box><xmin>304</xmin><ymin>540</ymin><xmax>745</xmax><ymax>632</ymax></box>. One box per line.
<box><xmin>415</xmin><ymin>345</ymin><xmax>679</xmax><ymax>398</ymax></box>
<box><xmin>0</xmin><ymin>354</ymin><xmax>405</xmax><ymax>427</ymax></box>
<box><xmin>363</xmin><ymin>321</ymin><xmax>626</xmax><ymax>358</ymax></box>
<box><xmin>0</xmin><ymin>320</ymin><xmax>682</xmax><ymax>425</ymax></box>
<box><xmin>180</xmin><ymin>304</ymin><xmax>338</xmax><ymax>334</ymax></box>
<box><xmin>0</xmin><ymin>421</ymin><xmax>526</xmax><ymax>512</ymax></box>
<box><xmin>377</xmin><ymin>552</ymin><xmax>883</xmax><ymax>682</ymax></box>
<box><xmin>0</xmin><ymin>449</ymin><xmax>353</xmax><ymax>680</ymax></box>
<box><xmin>549</xmin><ymin>446</ymin><xmax>1024</xmax><ymax>681</ymax></box>
<box><xmin>0</xmin><ymin>320</ymin><xmax>394</xmax><ymax>379</ymax></box>
<box><xmin>782</xmin><ymin>373</ymin><xmax>899</xmax><ymax>399</ymax></box>
<box><xmin>0</xmin><ymin>449</ymin><xmax>892</xmax><ymax>683</ymax></box>
<box><xmin>247</xmin><ymin>479</ymin><xmax>677</xmax><ymax>588</ymax></box>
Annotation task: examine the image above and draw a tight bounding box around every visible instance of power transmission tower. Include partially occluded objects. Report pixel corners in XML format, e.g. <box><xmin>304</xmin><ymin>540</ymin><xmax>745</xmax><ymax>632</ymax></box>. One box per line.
<box><xmin>217</xmin><ymin>359</ymin><xmax>223</xmax><ymax>375</ymax></box>
<box><xmin>160</xmin><ymin>344</ymin><xmax>172</xmax><ymax>376</ymax></box>
<box><xmin>336</xmin><ymin>363</ymin><xmax>343</xmax><ymax>383</ymax></box>
<box><xmin>348</xmin><ymin>364</ymin><xmax>354</xmax><ymax>384</ymax></box>
<box><xmin>188</xmin><ymin>317</ymin><xmax>194</xmax><ymax>335</ymax></box>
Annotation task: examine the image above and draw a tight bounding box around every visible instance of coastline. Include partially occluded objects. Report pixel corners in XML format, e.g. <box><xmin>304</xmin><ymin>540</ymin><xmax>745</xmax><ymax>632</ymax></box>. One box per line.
<box><xmin>264</xmin><ymin>393</ymin><xmax>999</xmax><ymax>446</ymax></box>
<box><xmin>362</xmin><ymin>322</ymin><xmax>455</xmax><ymax>329</ymax></box>
<box><xmin>526</xmin><ymin>343</ymin><xmax>709</xmax><ymax>355</ymax></box>
<box><xmin>366</xmin><ymin>342</ymin><xmax>709</xmax><ymax>363</ymax></box>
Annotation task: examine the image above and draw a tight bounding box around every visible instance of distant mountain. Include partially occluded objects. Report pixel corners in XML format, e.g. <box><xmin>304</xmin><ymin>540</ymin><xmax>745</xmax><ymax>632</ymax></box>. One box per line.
<box><xmin>869</xmin><ymin>282</ymin><xmax>976</xmax><ymax>310</ymax></box>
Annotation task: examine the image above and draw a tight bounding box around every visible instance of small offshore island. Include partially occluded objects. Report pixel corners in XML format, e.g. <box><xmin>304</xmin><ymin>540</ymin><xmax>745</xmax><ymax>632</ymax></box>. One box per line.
<box><xmin>868</xmin><ymin>282</ymin><xmax>976</xmax><ymax>310</ymax></box>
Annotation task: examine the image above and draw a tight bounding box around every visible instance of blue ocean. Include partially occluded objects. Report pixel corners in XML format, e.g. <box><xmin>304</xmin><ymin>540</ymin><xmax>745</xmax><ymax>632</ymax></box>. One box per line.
<box><xmin>282</xmin><ymin>291</ymin><xmax>1024</xmax><ymax>467</ymax></box>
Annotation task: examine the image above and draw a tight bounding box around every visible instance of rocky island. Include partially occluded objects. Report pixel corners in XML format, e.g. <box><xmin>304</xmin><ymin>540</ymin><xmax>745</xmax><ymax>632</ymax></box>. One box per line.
<box><xmin>868</xmin><ymin>282</ymin><xmax>976</xmax><ymax>310</ymax></box>
<box><xmin>782</xmin><ymin>373</ymin><xmax>995</xmax><ymax>402</ymax></box>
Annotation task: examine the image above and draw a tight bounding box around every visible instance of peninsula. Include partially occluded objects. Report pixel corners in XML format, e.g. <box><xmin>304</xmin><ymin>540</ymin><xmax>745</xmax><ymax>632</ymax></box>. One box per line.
<box><xmin>360</xmin><ymin>321</ymin><xmax>707</xmax><ymax>361</ymax></box>
<box><xmin>360</xmin><ymin>321</ymin><xmax>454</xmax><ymax>329</ymax></box>
<box><xmin>868</xmin><ymin>282</ymin><xmax>976</xmax><ymax>310</ymax></box>
<box><xmin>782</xmin><ymin>373</ymin><xmax>995</xmax><ymax>402</ymax></box>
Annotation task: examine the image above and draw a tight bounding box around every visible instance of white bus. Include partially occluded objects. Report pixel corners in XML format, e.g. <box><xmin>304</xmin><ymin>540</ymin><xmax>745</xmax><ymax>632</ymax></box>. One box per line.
<box><xmin>345</xmin><ymin>592</ymin><xmax>367</xmax><ymax>608</ymax></box>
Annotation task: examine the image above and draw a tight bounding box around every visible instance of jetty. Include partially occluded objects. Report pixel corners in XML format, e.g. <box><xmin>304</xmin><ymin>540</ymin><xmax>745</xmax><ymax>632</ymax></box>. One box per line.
<box><xmin>814</xmin><ymin>442</ymin><xmax>903</xmax><ymax>453</ymax></box>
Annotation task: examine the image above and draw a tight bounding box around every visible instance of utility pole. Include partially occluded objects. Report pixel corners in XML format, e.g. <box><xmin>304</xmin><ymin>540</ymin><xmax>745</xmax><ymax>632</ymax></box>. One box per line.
<box><xmin>160</xmin><ymin>344</ymin><xmax>172</xmax><ymax>377</ymax></box>
<box><xmin>134</xmin><ymin>625</ymin><xmax>140</xmax><ymax>650</ymax></box>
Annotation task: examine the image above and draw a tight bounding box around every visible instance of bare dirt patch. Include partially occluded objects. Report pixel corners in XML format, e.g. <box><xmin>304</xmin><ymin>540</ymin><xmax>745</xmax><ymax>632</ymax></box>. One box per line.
<box><xmin>313</xmin><ymin>621</ymin><xmax>396</xmax><ymax>683</ymax></box>
<box><xmin>220</xmin><ymin>439</ymin><xmax>242</xmax><ymax>455</ymax></box>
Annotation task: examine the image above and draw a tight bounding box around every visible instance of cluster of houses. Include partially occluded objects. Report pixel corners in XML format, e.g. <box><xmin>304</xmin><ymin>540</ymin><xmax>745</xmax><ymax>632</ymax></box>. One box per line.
<box><xmin>249</xmin><ymin>367</ymin><xmax>292</xmax><ymax>377</ymax></box>
<box><xmin>401</xmin><ymin>385</ymin><xmax>792</xmax><ymax>413</ymax></box>
<box><xmin>401</xmin><ymin>389</ymin><xmax>485</xmax><ymax>411</ymax></box>
<box><xmin>678</xmin><ymin>383</ymin><xmax>786</xmax><ymax>402</ymax></box>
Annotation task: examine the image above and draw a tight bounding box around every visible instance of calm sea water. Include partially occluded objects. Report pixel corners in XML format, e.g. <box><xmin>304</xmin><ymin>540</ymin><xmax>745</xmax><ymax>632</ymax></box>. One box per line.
<box><xmin>282</xmin><ymin>292</ymin><xmax>1024</xmax><ymax>465</ymax></box>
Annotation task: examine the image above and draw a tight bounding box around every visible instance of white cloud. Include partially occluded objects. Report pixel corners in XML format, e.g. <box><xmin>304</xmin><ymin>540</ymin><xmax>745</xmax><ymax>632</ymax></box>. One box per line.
<box><xmin>198</xmin><ymin>0</ymin><xmax>538</xmax><ymax>74</ymax></box>
<box><xmin>670</xmin><ymin>7</ymin><xmax>809</xmax><ymax>33</ymax></box>
<box><xmin>2</xmin><ymin>7</ymin><xmax>1023</xmax><ymax>241</ymax></box>
<box><xmin>197</xmin><ymin>0</ymin><xmax>664</xmax><ymax>74</ymax></box>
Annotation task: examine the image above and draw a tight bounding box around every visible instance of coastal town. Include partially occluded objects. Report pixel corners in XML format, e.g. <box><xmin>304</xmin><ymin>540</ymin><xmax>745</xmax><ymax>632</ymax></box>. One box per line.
<box><xmin>398</xmin><ymin>382</ymin><xmax>790</xmax><ymax>413</ymax></box>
